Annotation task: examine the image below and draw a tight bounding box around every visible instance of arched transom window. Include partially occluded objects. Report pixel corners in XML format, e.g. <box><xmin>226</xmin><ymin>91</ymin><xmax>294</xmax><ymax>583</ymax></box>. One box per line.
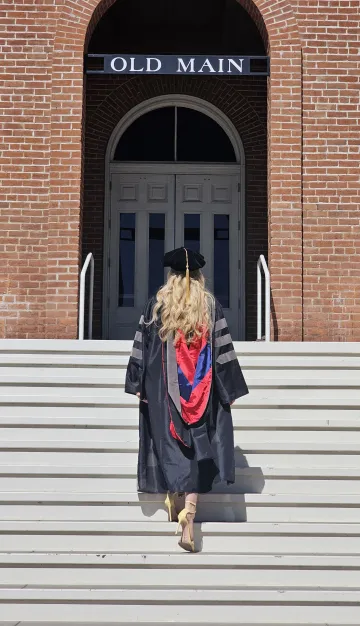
<box><xmin>114</xmin><ymin>106</ymin><xmax>237</xmax><ymax>163</ymax></box>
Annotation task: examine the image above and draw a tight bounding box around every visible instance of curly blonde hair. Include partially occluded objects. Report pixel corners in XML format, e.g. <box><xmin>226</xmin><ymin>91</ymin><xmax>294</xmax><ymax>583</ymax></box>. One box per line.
<box><xmin>149</xmin><ymin>270</ymin><xmax>214</xmax><ymax>344</ymax></box>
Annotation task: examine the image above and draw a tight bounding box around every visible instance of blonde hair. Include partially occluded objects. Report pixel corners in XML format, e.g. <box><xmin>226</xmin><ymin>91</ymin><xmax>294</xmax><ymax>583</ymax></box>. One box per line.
<box><xmin>149</xmin><ymin>270</ymin><xmax>214</xmax><ymax>344</ymax></box>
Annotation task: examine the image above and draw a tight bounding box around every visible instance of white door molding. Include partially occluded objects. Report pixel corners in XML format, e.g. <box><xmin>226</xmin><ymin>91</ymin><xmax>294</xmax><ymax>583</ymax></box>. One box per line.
<box><xmin>102</xmin><ymin>95</ymin><xmax>246</xmax><ymax>339</ymax></box>
<box><xmin>106</xmin><ymin>94</ymin><xmax>245</xmax><ymax>163</ymax></box>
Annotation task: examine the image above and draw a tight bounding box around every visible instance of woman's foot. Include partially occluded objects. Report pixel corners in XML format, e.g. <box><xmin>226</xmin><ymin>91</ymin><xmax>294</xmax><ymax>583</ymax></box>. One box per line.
<box><xmin>176</xmin><ymin>500</ymin><xmax>196</xmax><ymax>552</ymax></box>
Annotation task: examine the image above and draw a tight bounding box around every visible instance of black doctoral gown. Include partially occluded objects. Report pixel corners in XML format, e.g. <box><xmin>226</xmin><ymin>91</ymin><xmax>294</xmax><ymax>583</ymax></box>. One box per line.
<box><xmin>125</xmin><ymin>297</ymin><xmax>249</xmax><ymax>494</ymax></box>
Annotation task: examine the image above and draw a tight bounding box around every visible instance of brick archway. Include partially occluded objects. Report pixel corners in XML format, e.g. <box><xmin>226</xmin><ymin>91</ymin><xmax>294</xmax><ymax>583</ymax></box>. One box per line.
<box><xmin>49</xmin><ymin>0</ymin><xmax>302</xmax><ymax>341</ymax></box>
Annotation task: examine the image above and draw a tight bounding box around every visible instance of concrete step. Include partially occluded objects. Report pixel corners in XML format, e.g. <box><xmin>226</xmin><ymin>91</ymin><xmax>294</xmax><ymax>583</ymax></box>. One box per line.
<box><xmin>0</xmin><ymin>520</ymin><xmax>358</xmax><ymax>553</ymax></box>
<box><xmin>1</xmin><ymin>407</ymin><xmax>360</xmax><ymax>428</ymax></box>
<box><xmin>1</xmin><ymin>588</ymin><xmax>360</xmax><ymax>602</ymax></box>
<box><xmin>2</xmin><ymin>352</ymin><xmax>360</xmax><ymax>368</ymax></box>
<box><xmin>2</xmin><ymin>492</ymin><xmax>360</xmax><ymax>505</ymax></box>
<box><xmin>1</xmin><ymin>368</ymin><xmax>360</xmax><ymax>386</ymax></box>
<box><xmin>0</xmin><ymin>343</ymin><xmax>356</xmax><ymax>376</ymax></box>
<box><xmin>1</xmin><ymin>569</ymin><xmax>360</xmax><ymax>589</ymax></box>
<box><xmin>3</xmin><ymin>451</ymin><xmax>360</xmax><ymax>470</ymax></box>
<box><xmin>2</xmin><ymin>464</ymin><xmax>360</xmax><ymax>478</ymax></box>
<box><xmin>1</xmin><ymin>604</ymin><xmax>360</xmax><ymax>624</ymax></box>
<box><xmin>3</xmin><ymin>475</ymin><xmax>360</xmax><ymax>494</ymax></box>
<box><xmin>3</xmin><ymin>463</ymin><xmax>360</xmax><ymax>477</ymax></box>
<box><xmin>1</xmin><ymin>386</ymin><xmax>360</xmax><ymax>405</ymax></box>
<box><xmin>2</xmin><ymin>550</ymin><xmax>360</xmax><ymax>566</ymax></box>
<box><xmin>2</xmin><ymin>426</ymin><xmax>360</xmax><ymax>447</ymax></box>
<box><xmin>0</xmin><ymin>520</ymin><xmax>357</xmax><ymax>533</ymax></box>
<box><xmin>2</xmin><ymin>498</ymin><xmax>360</xmax><ymax>523</ymax></box>
<box><xmin>0</xmin><ymin>338</ymin><xmax>359</xmax><ymax>352</ymax></box>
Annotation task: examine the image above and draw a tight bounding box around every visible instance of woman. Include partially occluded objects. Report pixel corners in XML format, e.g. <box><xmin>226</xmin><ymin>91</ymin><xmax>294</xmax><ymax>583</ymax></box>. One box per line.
<box><xmin>125</xmin><ymin>247</ymin><xmax>249</xmax><ymax>552</ymax></box>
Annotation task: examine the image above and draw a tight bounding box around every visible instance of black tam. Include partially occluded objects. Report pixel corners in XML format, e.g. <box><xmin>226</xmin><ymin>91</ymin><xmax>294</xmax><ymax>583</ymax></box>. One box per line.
<box><xmin>164</xmin><ymin>247</ymin><xmax>205</xmax><ymax>272</ymax></box>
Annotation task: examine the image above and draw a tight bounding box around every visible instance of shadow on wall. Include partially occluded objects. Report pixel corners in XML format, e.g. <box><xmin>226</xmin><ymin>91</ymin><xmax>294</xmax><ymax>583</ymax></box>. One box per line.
<box><xmin>138</xmin><ymin>445</ymin><xmax>265</xmax><ymax>527</ymax></box>
<box><xmin>270</xmin><ymin>290</ymin><xmax>279</xmax><ymax>341</ymax></box>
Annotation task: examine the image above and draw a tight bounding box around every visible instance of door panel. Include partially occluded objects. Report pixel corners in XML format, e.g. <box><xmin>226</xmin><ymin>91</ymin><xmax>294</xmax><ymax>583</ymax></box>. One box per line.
<box><xmin>109</xmin><ymin>174</ymin><xmax>175</xmax><ymax>339</ymax></box>
<box><xmin>175</xmin><ymin>174</ymin><xmax>240</xmax><ymax>338</ymax></box>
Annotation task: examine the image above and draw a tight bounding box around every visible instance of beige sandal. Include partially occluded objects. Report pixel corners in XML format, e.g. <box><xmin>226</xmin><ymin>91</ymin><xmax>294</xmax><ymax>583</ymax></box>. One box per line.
<box><xmin>176</xmin><ymin>501</ymin><xmax>196</xmax><ymax>552</ymax></box>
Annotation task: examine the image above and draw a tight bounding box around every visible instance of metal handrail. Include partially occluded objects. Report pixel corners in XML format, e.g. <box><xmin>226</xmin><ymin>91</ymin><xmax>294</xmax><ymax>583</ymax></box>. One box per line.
<box><xmin>78</xmin><ymin>253</ymin><xmax>94</xmax><ymax>340</ymax></box>
<box><xmin>257</xmin><ymin>254</ymin><xmax>271</xmax><ymax>341</ymax></box>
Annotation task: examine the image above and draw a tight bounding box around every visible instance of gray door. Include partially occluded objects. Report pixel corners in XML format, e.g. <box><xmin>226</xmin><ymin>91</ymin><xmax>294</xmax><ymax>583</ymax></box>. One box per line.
<box><xmin>108</xmin><ymin>171</ymin><xmax>240</xmax><ymax>339</ymax></box>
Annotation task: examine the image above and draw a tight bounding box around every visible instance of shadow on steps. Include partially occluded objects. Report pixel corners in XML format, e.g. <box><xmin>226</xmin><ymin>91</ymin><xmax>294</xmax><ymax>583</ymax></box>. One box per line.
<box><xmin>138</xmin><ymin>446</ymin><xmax>265</xmax><ymax>527</ymax></box>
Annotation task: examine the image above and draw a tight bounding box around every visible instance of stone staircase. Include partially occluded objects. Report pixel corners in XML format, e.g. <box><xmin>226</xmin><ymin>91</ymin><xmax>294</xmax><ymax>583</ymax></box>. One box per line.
<box><xmin>0</xmin><ymin>339</ymin><xmax>360</xmax><ymax>625</ymax></box>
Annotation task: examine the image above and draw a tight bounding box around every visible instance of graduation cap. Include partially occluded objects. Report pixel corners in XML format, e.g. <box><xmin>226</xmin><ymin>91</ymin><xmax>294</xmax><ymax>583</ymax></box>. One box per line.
<box><xmin>163</xmin><ymin>248</ymin><xmax>205</xmax><ymax>272</ymax></box>
<box><xmin>164</xmin><ymin>247</ymin><xmax>206</xmax><ymax>303</ymax></box>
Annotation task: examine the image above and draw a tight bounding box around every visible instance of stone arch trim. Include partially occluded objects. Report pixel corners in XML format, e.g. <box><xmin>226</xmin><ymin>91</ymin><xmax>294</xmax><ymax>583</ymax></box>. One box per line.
<box><xmin>49</xmin><ymin>0</ymin><xmax>303</xmax><ymax>340</ymax></box>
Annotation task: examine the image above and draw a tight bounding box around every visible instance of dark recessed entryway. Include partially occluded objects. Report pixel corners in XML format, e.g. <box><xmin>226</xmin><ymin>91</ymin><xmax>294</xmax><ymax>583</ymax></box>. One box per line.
<box><xmin>89</xmin><ymin>0</ymin><xmax>265</xmax><ymax>56</ymax></box>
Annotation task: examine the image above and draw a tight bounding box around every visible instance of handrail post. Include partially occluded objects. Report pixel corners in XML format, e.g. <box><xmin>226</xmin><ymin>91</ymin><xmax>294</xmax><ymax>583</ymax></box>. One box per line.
<box><xmin>79</xmin><ymin>253</ymin><xmax>94</xmax><ymax>340</ymax></box>
<box><xmin>88</xmin><ymin>254</ymin><xmax>94</xmax><ymax>340</ymax></box>
<box><xmin>257</xmin><ymin>261</ymin><xmax>262</xmax><ymax>340</ymax></box>
<box><xmin>257</xmin><ymin>254</ymin><xmax>271</xmax><ymax>341</ymax></box>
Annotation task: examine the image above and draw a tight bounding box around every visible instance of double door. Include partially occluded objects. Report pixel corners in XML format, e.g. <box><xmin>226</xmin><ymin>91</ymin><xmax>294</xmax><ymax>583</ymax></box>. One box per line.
<box><xmin>108</xmin><ymin>171</ymin><xmax>241</xmax><ymax>339</ymax></box>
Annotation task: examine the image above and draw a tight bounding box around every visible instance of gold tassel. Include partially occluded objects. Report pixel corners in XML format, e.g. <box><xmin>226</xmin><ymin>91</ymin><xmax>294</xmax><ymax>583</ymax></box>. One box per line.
<box><xmin>184</xmin><ymin>248</ymin><xmax>190</xmax><ymax>304</ymax></box>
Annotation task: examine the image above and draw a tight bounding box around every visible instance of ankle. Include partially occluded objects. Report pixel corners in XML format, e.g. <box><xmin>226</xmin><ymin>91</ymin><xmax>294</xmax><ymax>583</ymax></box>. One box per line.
<box><xmin>185</xmin><ymin>501</ymin><xmax>196</xmax><ymax>519</ymax></box>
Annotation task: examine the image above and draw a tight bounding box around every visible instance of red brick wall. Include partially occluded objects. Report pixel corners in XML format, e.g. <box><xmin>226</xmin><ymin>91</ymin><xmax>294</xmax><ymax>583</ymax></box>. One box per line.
<box><xmin>0</xmin><ymin>1</ymin><xmax>55</xmax><ymax>338</ymax></box>
<box><xmin>83</xmin><ymin>75</ymin><xmax>268</xmax><ymax>340</ymax></box>
<box><xmin>295</xmin><ymin>1</ymin><xmax>360</xmax><ymax>341</ymax></box>
<box><xmin>0</xmin><ymin>0</ymin><xmax>359</xmax><ymax>341</ymax></box>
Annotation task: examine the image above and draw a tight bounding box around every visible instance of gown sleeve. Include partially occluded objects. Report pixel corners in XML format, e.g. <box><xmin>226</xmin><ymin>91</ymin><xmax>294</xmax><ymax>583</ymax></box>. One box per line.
<box><xmin>213</xmin><ymin>300</ymin><xmax>249</xmax><ymax>405</ymax></box>
<box><xmin>125</xmin><ymin>299</ymin><xmax>153</xmax><ymax>398</ymax></box>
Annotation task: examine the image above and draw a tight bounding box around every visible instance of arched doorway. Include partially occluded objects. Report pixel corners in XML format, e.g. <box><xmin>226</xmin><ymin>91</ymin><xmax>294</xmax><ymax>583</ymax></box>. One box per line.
<box><xmin>103</xmin><ymin>96</ymin><xmax>245</xmax><ymax>339</ymax></box>
<box><xmin>49</xmin><ymin>0</ymin><xmax>304</xmax><ymax>342</ymax></box>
